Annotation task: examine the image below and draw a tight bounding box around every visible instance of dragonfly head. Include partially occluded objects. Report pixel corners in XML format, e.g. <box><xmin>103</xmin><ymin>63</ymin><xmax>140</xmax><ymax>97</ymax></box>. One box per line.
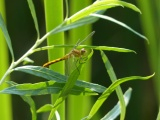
<box><xmin>80</xmin><ymin>48</ymin><xmax>87</xmax><ymax>55</ymax></box>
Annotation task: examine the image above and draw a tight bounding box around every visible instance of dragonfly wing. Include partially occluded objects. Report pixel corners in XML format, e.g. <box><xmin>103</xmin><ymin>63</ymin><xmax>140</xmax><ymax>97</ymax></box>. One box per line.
<box><xmin>65</xmin><ymin>54</ymin><xmax>79</xmax><ymax>76</ymax></box>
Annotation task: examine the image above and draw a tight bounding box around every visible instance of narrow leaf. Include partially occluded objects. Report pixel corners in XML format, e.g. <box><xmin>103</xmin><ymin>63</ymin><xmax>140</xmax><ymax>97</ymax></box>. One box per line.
<box><xmin>21</xmin><ymin>96</ymin><xmax>37</xmax><ymax>120</ymax></box>
<box><xmin>68</xmin><ymin>0</ymin><xmax>141</xmax><ymax>23</ymax></box>
<box><xmin>100</xmin><ymin>74</ymin><xmax>154</xmax><ymax>99</ymax></box>
<box><xmin>85</xmin><ymin>74</ymin><xmax>154</xmax><ymax>120</ymax></box>
<box><xmin>49</xmin><ymin>10</ymin><xmax>105</xmax><ymax>35</ymax></box>
<box><xmin>100</xmin><ymin>50</ymin><xmax>126</xmax><ymax>120</ymax></box>
<box><xmin>37</xmin><ymin>104</ymin><xmax>60</xmax><ymax>120</ymax></box>
<box><xmin>48</xmin><ymin>64</ymin><xmax>84</xmax><ymax>120</ymax></box>
<box><xmin>91</xmin><ymin>13</ymin><xmax>148</xmax><ymax>42</ymax></box>
<box><xmin>33</xmin><ymin>45</ymin><xmax>136</xmax><ymax>53</ymax></box>
<box><xmin>101</xmin><ymin>88</ymin><xmax>132</xmax><ymax>120</ymax></box>
<box><xmin>60</xmin><ymin>64</ymin><xmax>83</xmax><ymax>96</ymax></box>
<box><xmin>14</xmin><ymin>66</ymin><xmax>66</xmax><ymax>83</ymax></box>
<box><xmin>77</xmin><ymin>45</ymin><xmax>136</xmax><ymax>53</ymax></box>
<box><xmin>13</xmin><ymin>65</ymin><xmax>106</xmax><ymax>93</ymax></box>
<box><xmin>37</xmin><ymin>104</ymin><xmax>53</xmax><ymax>113</ymax></box>
<box><xmin>0</xmin><ymin>81</ymin><xmax>98</xmax><ymax>96</ymax></box>
<box><xmin>0</xmin><ymin>14</ymin><xmax>14</xmax><ymax>60</ymax></box>
<box><xmin>92</xmin><ymin>0</ymin><xmax>141</xmax><ymax>13</ymax></box>
<box><xmin>27</xmin><ymin>0</ymin><xmax>40</xmax><ymax>38</ymax></box>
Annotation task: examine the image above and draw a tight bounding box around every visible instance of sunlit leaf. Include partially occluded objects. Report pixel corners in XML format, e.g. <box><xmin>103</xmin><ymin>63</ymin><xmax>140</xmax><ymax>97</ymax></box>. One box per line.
<box><xmin>100</xmin><ymin>50</ymin><xmax>126</xmax><ymax>120</ymax></box>
<box><xmin>45</xmin><ymin>0</ymin><xmax>142</xmax><ymax>38</ymax></box>
<box><xmin>13</xmin><ymin>66</ymin><xmax>106</xmax><ymax>93</ymax></box>
<box><xmin>92</xmin><ymin>0</ymin><xmax>141</xmax><ymax>13</ymax></box>
<box><xmin>48</xmin><ymin>64</ymin><xmax>84</xmax><ymax>120</ymax></box>
<box><xmin>33</xmin><ymin>44</ymin><xmax>136</xmax><ymax>54</ymax></box>
<box><xmin>68</xmin><ymin>0</ymin><xmax>141</xmax><ymax>23</ymax></box>
<box><xmin>100</xmin><ymin>74</ymin><xmax>154</xmax><ymax>99</ymax></box>
<box><xmin>0</xmin><ymin>81</ymin><xmax>98</xmax><ymax>96</ymax></box>
<box><xmin>37</xmin><ymin>104</ymin><xmax>53</xmax><ymax>113</ymax></box>
<box><xmin>84</xmin><ymin>74</ymin><xmax>154</xmax><ymax>120</ymax></box>
<box><xmin>37</xmin><ymin>104</ymin><xmax>60</xmax><ymax>120</ymax></box>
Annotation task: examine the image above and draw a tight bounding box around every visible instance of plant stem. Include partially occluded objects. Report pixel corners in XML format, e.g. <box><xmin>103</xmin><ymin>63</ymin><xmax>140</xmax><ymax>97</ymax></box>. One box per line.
<box><xmin>44</xmin><ymin>0</ymin><xmax>65</xmax><ymax>119</ymax></box>
<box><xmin>67</xmin><ymin>1</ymin><xmax>92</xmax><ymax>120</ymax></box>
<box><xmin>0</xmin><ymin>1</ymin><xmax>13</xmax><ymax>119</ymax></box>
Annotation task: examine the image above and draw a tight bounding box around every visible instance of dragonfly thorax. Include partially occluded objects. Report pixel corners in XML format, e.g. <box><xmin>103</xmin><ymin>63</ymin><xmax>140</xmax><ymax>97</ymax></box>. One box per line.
<box><xmin>71</xmin><ymin>48</ymin><xmax>86</xmax><ymax>57</ymax></box>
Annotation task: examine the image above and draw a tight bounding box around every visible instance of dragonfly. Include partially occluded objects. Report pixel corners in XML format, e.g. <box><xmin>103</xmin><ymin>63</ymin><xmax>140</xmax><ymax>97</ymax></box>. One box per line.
<box><xmin>43</xmin><ymin>31</ymin><xmax>95</xmax><ymax>68</ymax></box>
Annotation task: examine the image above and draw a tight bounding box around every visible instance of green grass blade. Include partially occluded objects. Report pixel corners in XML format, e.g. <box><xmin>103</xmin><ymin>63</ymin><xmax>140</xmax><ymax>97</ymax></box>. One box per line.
<box><xmin>84</xmin><ymin>74</ymin><xmax>154</xmax><ymax>120</ymax></box>
<box><xmin>100</xmin><ymin>50</ymin><xmax>126</xmax><ymax>120</ymax></box>
<box><xmin>0</xmin><ymin>14</ymin><xmax>14</xmax><ymax>61</ymax></box>
<box><xmin>27</xmin><ymin>0</ymin><xmax>40</xmax><ymax>39</ymax></box>
<box><xmin>90</xmin><ymin>13</ymin><xmax>148</xmax><ymax>41</ymax></box>
<box><xmin>101</xmin><ymin>88</ymin><xmax>132</xmax><ymax>120</ymax></box>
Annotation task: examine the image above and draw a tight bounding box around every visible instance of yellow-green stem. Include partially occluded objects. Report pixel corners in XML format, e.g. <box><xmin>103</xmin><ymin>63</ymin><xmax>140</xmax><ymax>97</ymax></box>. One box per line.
<box><xmin>67</xmin><ymin>1</ymin><xmax>93</xmax><ymax>120</ymax></box>
<box><xmin>44</xmin><ymin>0</ymin><xmax>65</xmax><ymax>119</ymax></box>
<box><xmin>0</xmin><ymin>1</ymin><xmax>12</xmax><ymax>120</ymax></box>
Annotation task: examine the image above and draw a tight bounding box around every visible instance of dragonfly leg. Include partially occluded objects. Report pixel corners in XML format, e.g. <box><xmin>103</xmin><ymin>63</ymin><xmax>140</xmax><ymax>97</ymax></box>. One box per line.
<box><xmin>78</xmin><ymin>56</ymin><xmax>88</xmax><ymax>64</ymax></box>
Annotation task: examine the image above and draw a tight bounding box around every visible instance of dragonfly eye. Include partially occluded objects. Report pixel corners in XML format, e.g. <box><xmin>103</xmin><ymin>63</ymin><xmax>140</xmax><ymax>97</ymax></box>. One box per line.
<box><xmin>81</xmin><ymin>48</ymin><xmax>86</xmax><ymax>55</ymax></box>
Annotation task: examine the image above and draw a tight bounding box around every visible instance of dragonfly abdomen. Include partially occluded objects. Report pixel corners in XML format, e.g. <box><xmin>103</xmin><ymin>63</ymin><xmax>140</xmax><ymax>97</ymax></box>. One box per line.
<box><xmin>43</xmin><ymin>54</ymin><xmax>69</xmax><ymax>67</ymax></box>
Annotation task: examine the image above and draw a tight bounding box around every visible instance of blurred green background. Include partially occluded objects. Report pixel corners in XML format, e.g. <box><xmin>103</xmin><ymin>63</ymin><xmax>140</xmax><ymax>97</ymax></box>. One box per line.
<box><xmin>0</xmin><ymin>0</ymin><xmax>159</xmax><ymax>120</ymax></box>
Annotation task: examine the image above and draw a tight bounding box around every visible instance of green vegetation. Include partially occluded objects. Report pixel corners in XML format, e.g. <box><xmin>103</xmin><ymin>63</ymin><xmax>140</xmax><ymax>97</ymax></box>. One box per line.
<box><xmin>0</xmin><ymin>0</ymin><xmax>157</xmax><ymax>120</ymax></box>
